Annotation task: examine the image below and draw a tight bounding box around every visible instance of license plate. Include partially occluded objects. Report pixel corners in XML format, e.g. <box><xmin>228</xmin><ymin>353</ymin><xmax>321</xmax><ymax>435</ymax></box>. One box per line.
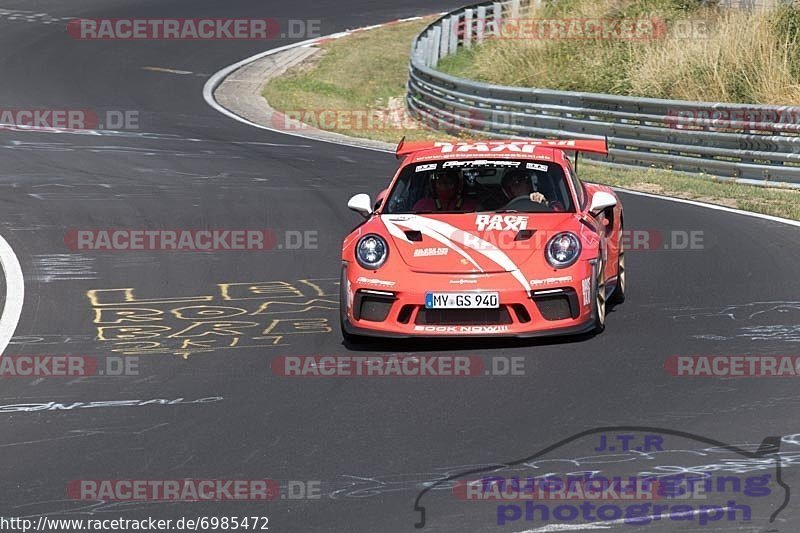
<box><xmin>425</xmin><ymin>292</ymin><xmax>499</xmax><ymax>309</ymax></box>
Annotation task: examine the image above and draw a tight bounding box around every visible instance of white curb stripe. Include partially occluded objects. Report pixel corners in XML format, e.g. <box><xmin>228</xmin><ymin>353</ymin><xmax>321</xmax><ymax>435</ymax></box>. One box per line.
<box><xmin>0</xmin><ymin>233</ymin><xmax>24</xmax><ymax>357</ymax></box>
<box><xmin>202</xmin><ymin>15</ymin><xmax>446</xmax><ymax>153</ymax></box>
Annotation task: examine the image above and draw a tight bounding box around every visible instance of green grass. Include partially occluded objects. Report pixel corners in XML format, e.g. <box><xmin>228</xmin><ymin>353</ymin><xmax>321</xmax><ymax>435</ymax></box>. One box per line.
<box><xmin>437</xmin><ymin>0</ymin><xmax>800</xmax><ymax>104</ymax></box>
<box><xmin>581</xmin><ymin>162</ymin><xmax>800</xmax><ymax>220</ymax></box>
<box><xmin>263</xmin><ymin>17</ymin><xmax>450</xmax><ymax>143</ymax></box>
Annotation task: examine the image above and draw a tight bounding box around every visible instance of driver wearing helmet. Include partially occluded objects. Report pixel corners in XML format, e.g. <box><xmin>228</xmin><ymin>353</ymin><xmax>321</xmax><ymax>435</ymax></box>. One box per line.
<box><xmin>412</xmin><ymin>169</ymin><xmax>479</xmax><ymax>212</ymax></box>
<box><xmin>501</xmin><ymin>169</ymin><xmax>548</xmax><ymax>204</ymax></box>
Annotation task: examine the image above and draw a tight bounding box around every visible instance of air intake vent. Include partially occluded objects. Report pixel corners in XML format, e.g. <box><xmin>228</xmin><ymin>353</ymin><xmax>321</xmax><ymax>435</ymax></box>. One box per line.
<box><xmin>532</xmin><ymin>289</ymin><xmax>580</xmax><ymax>321</ymax></box>
<box><xmin>397</xmin><ymin>305</ymin><xmax>415</xmax><ymax>324</ymax></box>
<box><xmin>354</xmin><ymin>290</ymin><xmax>396</xmax><ymax>322</ymax></box>
<box><xmin>404</xmin><ymin>230</ymin><xmax>423</xmax><ymax>242</ymax></box>
<box><xmin>415</xmin><ymin>307</ymin><xmax>512</xmax><ymax>325</ymax></box>
<box><xmin>515</xmin><ymin>229</ymin><xmax>536</xmax><ymax>241</ymax></box>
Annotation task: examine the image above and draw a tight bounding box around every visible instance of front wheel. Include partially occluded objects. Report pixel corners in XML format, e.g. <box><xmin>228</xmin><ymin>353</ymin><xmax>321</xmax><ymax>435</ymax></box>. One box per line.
<box><xmin>592</xmin><ymin>260</ymin><xmax>607</xmax><ymax>334</ymax></box>
<box><xmin>608</xmin><ymin>251</ymin><xmax>626</xmax><ymax>305</ymax></box>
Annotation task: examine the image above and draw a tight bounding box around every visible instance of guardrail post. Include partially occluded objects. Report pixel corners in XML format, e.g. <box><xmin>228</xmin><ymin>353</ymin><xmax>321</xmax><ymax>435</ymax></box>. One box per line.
<box><xmin>491</xmin><ymin>2</ymin><xmax>503</xmax><ymax>36</ymax></box>
<box><xmin>521</xmin><ymin>0</ymin><xmax>537</xmax><ymax>13</ymax></box>
<box><xmin>419</xmin><ymin>36</ymin><xmax>430</xmax><ymax>66</ymax></box>
<box><xmin>441</xmin><ymin>19</ymin><xmax>450</xmax><ymax>56</ymax></box>
<box><xmin>476</xmin><ymin>6</ymin><xmax>487</xmax><ymax>43</ymax></box>
<box><xmin>449</xmin><ymin>14</ymin><xmax>459</xmax><ymax>52</ymax></box>
<box><xmin>431</xmin><ymin>26</ymin><xmax>442</xmax><ymax>67</ymax></box>
<box><xmin>511</xmin><ymin>0</ymin><xmax>520</xmax><ymax>19</ymax></box>
<box><xmin>464</xmin><ymin>9</ymin><xmax>474</xmax><ymax>48</ymax></box>
<box><xmin>427</xmin><ymin>31</ymin><xmax>437</xmax><ymax>66</ymax></box>
<box><xmin>412</xmin><ymin>39</ymin><xmax>423</xmax><ymax>63</ymax></box>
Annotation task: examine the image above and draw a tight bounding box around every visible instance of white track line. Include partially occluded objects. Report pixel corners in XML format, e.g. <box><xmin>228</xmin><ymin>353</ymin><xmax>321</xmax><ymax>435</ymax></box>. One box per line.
<box><xmin>202</xmin><ymin>34</ymin><xmax>356</xmax><ymax>145</ymax></box>
<box><xmin>0</xmin><ymin>233</ymin><xmax>24</xmax><ymax>357</ymax></box>
<box><xmin>203</xmin><ymin>24</ymin><xmax>800</xmax><ymax>230</ymax></box>
<box><xmin>201</xmin><ymin>17</ymin><xmax>441</xmax><ymax>153</ymax></box>
<box><xmin>613</xmin><ymin>187</ymin><xmax>800</xmax><ymax>228</ymax></box>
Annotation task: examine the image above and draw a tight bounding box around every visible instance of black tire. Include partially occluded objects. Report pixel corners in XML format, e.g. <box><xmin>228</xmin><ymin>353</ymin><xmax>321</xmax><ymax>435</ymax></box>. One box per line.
<box><xmin>608</xmin><ymin>250</ymin><xmax>626</xmax><ymax>305</ymax></box>
<box><xmin>592</xmin><ymin>260</ymin><xmax>607</xmax><ymax>334</ymax></box>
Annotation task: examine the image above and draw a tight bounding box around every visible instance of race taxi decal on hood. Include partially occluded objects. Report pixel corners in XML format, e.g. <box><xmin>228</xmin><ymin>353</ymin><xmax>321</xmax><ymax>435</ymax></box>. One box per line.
<box><xmin>475</xmin><ymin>214</ymin><xmax>529</xmax><ymax>232</ymax></box>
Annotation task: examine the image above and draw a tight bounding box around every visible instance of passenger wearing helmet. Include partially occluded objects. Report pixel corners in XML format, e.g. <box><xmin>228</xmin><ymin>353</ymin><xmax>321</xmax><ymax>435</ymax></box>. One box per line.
<box><xmin>412</xmin><ymin>169</ymin><xmax>479</xmax><ymax>212</ymax></box>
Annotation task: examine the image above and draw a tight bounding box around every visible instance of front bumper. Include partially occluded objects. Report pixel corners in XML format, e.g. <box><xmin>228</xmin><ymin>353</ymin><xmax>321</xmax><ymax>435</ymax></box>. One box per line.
<box><xmin>341</xmin><ymin>262</ymin><xmax>597</xmax><ymax>338</ymax></box>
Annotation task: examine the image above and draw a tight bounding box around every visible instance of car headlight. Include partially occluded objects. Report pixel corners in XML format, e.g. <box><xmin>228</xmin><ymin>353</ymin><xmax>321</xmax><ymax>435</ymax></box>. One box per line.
<box><xmin>356</xmin><ymin>234</ymin><xmax>388</xmax><ymax>269</ymax></box>
<box><xmin>546</xmin><ymin>232</ymin><xmax>581</xmax><ymax>268</ymax></box>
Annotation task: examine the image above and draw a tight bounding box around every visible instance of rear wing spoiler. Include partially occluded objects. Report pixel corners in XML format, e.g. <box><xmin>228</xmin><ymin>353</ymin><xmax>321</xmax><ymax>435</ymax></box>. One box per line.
<box><xmin>395</xmin><ymin>137</ymin><xmax>608</xmax><ymax>159</ymax></box>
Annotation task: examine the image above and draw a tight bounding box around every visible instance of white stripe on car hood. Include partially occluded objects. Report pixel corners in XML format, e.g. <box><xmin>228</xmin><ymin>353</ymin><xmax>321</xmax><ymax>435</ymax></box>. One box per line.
<box><xmin>383</xmin><ymin>215</ymin><xmax>531</xmax><ymax>291</ymax></box>
<box><xmin>383</xmin><ymin>216</ymin><xmax>484</xmax><ymax>272</ymax></box>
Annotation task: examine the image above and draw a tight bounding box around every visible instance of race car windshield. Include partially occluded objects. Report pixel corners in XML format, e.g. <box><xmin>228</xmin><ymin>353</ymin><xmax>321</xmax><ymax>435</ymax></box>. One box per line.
<box><xmin>383</xmin><ymin>159</ymin><xmax>575</xmax><ymax>214</ymax></box>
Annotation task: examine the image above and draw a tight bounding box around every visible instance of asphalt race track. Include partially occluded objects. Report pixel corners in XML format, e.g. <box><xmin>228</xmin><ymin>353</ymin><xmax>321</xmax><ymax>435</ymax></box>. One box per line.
<box><xmin>1</xmin><ymin>0</ymin><xmax>799</xmax><ymax>531</ymax></box>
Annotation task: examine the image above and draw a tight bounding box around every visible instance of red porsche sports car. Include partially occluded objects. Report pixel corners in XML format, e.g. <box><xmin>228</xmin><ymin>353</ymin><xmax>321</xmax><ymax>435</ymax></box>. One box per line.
<box><xmin>340</xmin><ymin>139</ymin><xmax>624</xmax><ymax>340</ymax></box>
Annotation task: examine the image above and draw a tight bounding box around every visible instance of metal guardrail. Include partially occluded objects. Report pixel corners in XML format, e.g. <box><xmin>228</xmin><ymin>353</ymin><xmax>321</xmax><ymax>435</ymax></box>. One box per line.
<box><xmin>406</xmin><ymin>0</ymin><xmax>800</xmax><ymax>184</ymax></box>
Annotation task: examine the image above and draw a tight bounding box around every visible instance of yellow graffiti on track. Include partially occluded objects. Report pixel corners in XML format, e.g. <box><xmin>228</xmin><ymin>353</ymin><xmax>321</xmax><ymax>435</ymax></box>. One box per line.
<box><xmin>87</xmin><ymin>279</ymin><xmax>338</xmax><ymax>359</ymax></box>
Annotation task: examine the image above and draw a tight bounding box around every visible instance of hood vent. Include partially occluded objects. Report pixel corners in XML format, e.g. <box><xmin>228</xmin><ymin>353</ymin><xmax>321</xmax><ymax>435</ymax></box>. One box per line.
<box><xmin>404</xmin><ymin>230</ymin><xmax>423</xmax><ymax>242</ymax></box>
<box><xmin>515</xmin><ymin>229</ymin><xmax>536</xmax><ymax>241</ymax></box>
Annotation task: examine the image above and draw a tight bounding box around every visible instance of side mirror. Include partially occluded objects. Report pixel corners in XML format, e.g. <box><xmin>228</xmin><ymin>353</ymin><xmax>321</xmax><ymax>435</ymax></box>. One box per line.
<box><xmin>589</xmin><ymin>191</ymin><xmax>617</xmax><ymax>214</ymax></box>
<box><xmin>348</xmin><ymin>193</ymin><xmax>373</xmax><ymax>218</ymax></box>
